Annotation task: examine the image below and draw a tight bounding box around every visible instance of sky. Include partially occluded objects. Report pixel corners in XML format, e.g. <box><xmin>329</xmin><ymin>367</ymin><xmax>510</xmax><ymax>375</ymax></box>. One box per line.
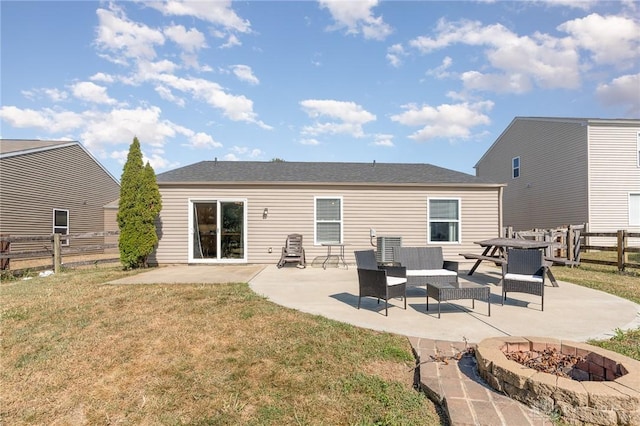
<box><xmin>1</xmin><ymin>1</ymin><xmax>639</xmax><ymax>181</ymax></box>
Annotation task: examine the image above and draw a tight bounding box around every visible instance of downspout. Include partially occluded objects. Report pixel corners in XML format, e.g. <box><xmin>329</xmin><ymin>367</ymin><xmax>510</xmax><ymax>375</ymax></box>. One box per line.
<box><xmin>498</xmin><ymin>186</ymin><xmax>504</xmax><ymax>237</ymax></box>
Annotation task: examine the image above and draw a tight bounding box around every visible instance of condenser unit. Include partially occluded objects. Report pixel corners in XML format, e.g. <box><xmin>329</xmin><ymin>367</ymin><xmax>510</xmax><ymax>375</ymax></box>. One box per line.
<box><xmin>375</xmin><ymin>236</ymin><xmax>402</xmax><ymax>263</ymax></box>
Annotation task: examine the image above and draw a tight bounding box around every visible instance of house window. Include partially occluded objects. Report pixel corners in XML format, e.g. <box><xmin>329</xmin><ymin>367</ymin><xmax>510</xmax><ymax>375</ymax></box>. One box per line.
<box><xmin>428</xmin><ymin>198</ymin><xmax>460</xmax><ymax>243</ymax></box>
<box><xmin>630</xmin><ymin>194</ymin><xmax>640</xmax><ymax>226</ymax></box>
<box><xmin>512</xmin><ymin>156</ymin><xmax>520</xmax><ymax>179</ymax></box>
<box><xmin>636</xmin><ymin>132</ymin><xmax>640</xmax><ymax>167</ymax></box>
<box><xmin>315</xmin><ymin>197</ymin><xmax>342</xmax><ymax>244</ymax></box>
<box><xmin>53</xmin><ymin>209</ymin><xmax>69</xmax><ymax>246</ymax></box>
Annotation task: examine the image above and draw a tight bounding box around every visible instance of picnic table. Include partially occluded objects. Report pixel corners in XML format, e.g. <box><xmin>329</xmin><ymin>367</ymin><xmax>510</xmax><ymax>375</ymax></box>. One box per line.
<box><xmin>460</xmin><ymin>238</ymin><xmax>558</xmax><ymax>287</ymax></box>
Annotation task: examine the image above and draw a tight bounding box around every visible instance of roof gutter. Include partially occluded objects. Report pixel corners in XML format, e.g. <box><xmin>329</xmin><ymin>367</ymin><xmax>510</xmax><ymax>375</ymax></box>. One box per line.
<box><xmin>157</xmin><ymin>180</ymin><xmax>506</xmax><ymax>188</ymax></box>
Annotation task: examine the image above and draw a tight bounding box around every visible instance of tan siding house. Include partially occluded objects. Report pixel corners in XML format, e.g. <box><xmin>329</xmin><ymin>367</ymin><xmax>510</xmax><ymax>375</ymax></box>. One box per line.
<box><xmin>0</xmin><ymin>140</ymin><xmax>120</xmax><ymax>252</ymax></box>
<box><xmin>152</xmin><ymin>161</ymin><xmax>504</xmax><ymax>266</ymax></box>
<box><xmin>475</xmin><ymin>117</ymin><xmax>640</xmax><ymax>240</ymax></box>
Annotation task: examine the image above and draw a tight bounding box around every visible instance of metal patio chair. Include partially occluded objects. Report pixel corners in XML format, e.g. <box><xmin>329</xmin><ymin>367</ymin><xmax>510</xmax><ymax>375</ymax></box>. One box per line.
<box><xmin>502</xmin><ymin>248</ymin><xmax>546</xmax><ymax>311</ymax></box>
<box><xmin>354</xmin><ymin>250</ymin><xmax>407</xmax><ymax>316</ymax></box>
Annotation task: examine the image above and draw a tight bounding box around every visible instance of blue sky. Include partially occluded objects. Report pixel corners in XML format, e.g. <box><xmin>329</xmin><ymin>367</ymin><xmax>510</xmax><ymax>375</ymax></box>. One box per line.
<box><xmin>1</xmin><ymin>1</ymin><xmax>639</xmax><ymax>180</ymax></box>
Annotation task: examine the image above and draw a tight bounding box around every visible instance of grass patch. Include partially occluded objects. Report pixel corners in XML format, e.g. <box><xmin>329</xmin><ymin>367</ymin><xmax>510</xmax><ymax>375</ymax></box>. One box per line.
<box><xmin>550</xmin><ymin>251</ymin><xmax>640</xmax><ymax>361</ymax></box>
<box><xmin>1</xmin><ymin>267</ymin><xmax>440</xmax><ymax>425</ymax></box>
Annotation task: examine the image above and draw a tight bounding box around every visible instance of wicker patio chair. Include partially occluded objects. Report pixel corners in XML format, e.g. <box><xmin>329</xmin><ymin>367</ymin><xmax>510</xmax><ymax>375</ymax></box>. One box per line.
<box><xmin>502</xmin><ymin>248</ymin><xmax>546</xmax><ymax>311</ymax></box>
<box><xmin>277</xmin><ymin>234</ymin><xmax>306</xmax><ymax>268</ymax></box>
<box><xmin>354</xmin><ymin>250</ymin><xmax>407</xmax><ymax>316</ymax></box>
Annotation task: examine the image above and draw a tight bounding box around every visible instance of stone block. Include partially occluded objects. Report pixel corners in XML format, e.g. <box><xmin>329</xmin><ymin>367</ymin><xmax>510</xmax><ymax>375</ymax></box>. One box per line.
<box><xmin>583</xmin><ymin>381</ymin><xmax>632</xmax><ymax>410</ymax></box>
<box><xmin>493</xmin><ymin>358</ymin><xmax>536</xmax><ymax>388</ymax></box>
<box><xmin>523</xmin><ymin>336</ymin><xmax>562</xmax><ymax>353</ymax></box>
<box><xmin>483</xmin><ymin>371</ymin><xmax>502</xmax><ymax>393</ymax></box>
<box><xmin>560</xmin><ymin>342</ymin><xmax>577</xmax><ymax>356</ymax></box>
<box><xmin>526</xmin><ymin>372</ymin><xmax>557</xmax><ymax>398</ymax></box>
<box><xmin>616</xmin><ymin>409</ymin><xmax>640</xmax><ymax>426</ymax></box>
<box><xmin>503</xmin><ymin>381</ymin><xmax>533</xmax><ymax>405</ymax></box>
<box><xmin>601</xmin><ymin>382</ymin><xmax>640</xmax><ymax>411</ymax></box>
<box><xmin>554</xmin><ymin>376</ymin><xmax>588</xmax><ymax>406</ymax></box>
<box><xmin>475</xmin><ymin>346</ymin><xmax>502</xmax><ymax>375</ymax></box>
<box><xmin>556</xmin><ymin>401</ymin><xmax>618</xmax><ymax>426</ymax></box>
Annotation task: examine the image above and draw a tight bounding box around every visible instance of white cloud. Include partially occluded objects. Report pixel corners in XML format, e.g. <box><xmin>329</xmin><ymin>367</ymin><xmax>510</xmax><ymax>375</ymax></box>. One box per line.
<box><xmin>164</xmin><ymin>24</ymin><xmax>206</xmax><ymax>52</ymax></box>
<box><xmin>146</xmin><ymin>0</ymin><xmax>251</xmax><ymax>33</ymax></box>
<box><xmin>537</xmin><ymin>0</ymin><xmax>597</xmax><ymax>10</ymax></box>
<box><xmin>153</xmin><ymin>73</ymin><xmax>271</xmax><ymax>128</ymax></box>
<box><xmin>182</xmin><ymin>132</ymin><xmax>223</xmax><ymax>149</ymax></box>
<box><xmin>154</xmin><ymin>85</ymin><xmax>186</xmax><ymax>107</ymax></box>
<box><xmin>461</xmin><ymin>71</ymin><xmax>533</xmax><ymax>94</ymax></box>
<box><xmin>95</xmin><ymin>5</ymin><xmax>165</xmax><ymax>62</ymax></box>
<box><xmin>231</xmin><ymin>65</ymin><xmax>259</xmax><ymax>85</ymax></box>
<box><xmin>300</xmin><ymin>138</ymin><xmax>320</xmax><ymax>145</ymax></box>
<box><xmin>228</xmin><ymin>146</ymin><xmax>262</xmax><ymax>159</ymax></box>
<box><xmin>300</xmin><ymin>99</ymin><xmax>376</xmax><ymax>137</ymax></box>
<box><xmin>386</xmin><ymin>44</ymin><xmax>406</xmax><ymax>68</ymax></box>
<box><xmin>409</xmin><ymin>19</ymin><xmax>581</xmax><ymax>93</ymax></box>
<box><xmin>90</xmin><ymin>72</ymin><xmax>115</xmax><ymax>83</ymax></box>
<box><xmin>373</xmin><ymin>134</ymin><xmax>394</xmax><ymax>147</ymax></box>
<box><xmin>70</xmin><ymin>81</ymin><xmax>118</xmax><ymax>105</ymax></box>
<box><xmin>390</xmin><ymin>101</ymin><xmax>494</xmax><ymax>142</ymax></box>
<box><xmin>21</xmin><ymin>88</ymin><xmax>68</xmax><ymax>102</ymax></box>
<box><xmin>0</xmin><ymin>106</ymin><xmax>83</xmax><ymax>133</ymax></box>
<box><xmin>427</xmin><ymin>56</ymin><xmax>454</xmax><ymax>79</ymax></box>
<box><xmin>558</xmin><ymin>13</ymin><xmax>640</xmax><ymax>67</ymax></box>
<box><xmin>596</xmin><ymin>73</ymin><xmax>640</xmax><ymax>116</ymax></box>
<box><xmin>220</xmin><ymin>34</ymin><xmax>242</xmax><ymax>49</ymax></box>
<box><xmin>318</xmin><ymin>0</ymin><xmax>392</xmax><ymax>40</ymax></box>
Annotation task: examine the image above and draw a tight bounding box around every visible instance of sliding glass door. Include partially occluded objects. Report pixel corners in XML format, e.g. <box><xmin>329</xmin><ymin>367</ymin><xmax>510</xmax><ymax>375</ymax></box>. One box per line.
<box><xmin>190</xmin><ymin>199</ymin><xmax>246</xmax><ymax>262</ymax></box>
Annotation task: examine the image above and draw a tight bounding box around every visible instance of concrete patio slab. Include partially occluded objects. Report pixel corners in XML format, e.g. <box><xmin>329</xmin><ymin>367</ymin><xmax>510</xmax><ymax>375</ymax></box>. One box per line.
<box><xmin>248</xmin><ymin>264</ymin><xmax>640</xmax><ymax>344</ymax></box>
<box><xmin>108</xmin><ymin>264</ymin><xmax>265</xmax><ymax>285</ymax></box>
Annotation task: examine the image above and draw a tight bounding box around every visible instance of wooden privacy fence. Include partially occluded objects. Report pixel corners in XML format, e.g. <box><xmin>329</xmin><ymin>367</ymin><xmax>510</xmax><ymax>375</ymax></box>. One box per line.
<box><xmin>0</xmin><ymin>231</ymin><xmax>119</xmax><ymax>273</ymax></box>
<box><xmin>580</xmin><ymin>230</ymin><xmax>640</xmax><ymax>272</ymax></box>
<box><xmin>503</xmin><ymin>224</ymin><xmax>640</xmax><ymax>272</ymax></box>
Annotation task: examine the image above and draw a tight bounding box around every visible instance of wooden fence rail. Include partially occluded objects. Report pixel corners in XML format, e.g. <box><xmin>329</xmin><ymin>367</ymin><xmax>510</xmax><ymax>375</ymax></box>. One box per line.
<box><xmin>0</xmin><ymin>231</ymin><xmax>119</xmax><ymax>273</ymax></box>
<box><xmin>580</xmin><ymin>230</ymin><xmax>640</xmax><ymax>272</ymax></box>
<box><xmin>503</xmin><ymin>224</ymin><xmax>639</xmax><ymax>272</ymax></box>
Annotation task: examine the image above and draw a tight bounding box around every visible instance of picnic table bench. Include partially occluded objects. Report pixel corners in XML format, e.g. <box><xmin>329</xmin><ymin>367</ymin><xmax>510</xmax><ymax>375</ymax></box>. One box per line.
<box><xmin>460</xmin><ymin>238</ymin><xmax>559</xmax><ymax>287</ymax></box>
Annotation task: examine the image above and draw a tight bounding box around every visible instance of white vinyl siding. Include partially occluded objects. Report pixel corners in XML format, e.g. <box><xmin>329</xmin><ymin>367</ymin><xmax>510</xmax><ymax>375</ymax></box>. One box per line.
<box><xmin>0</xmin><ymin>142</ymin><xmax>120</xmax><ymax>252</ymax></box>
<box><xmin>315</xmin><ymin>197</ymin><xmax>342</xmax><ymax>244</ymax></box>
<box><xmin>588</xmin><ymin>123</ymin><xmax>640</xmax><ymax>236</ymax></box>
<box><xmin>428</xmin><ymin>198</ymin><xmax>461</xmax><ymax>243</ymax></box>
<box><xmin>153</xmin><ymin>186</ymin><xmax>500</xmax><ymax>265</ymax></box>
<box><xmin>476</xmin><ymin>118</ymin><xmax>589</xmax><ymax>231</ymax></box>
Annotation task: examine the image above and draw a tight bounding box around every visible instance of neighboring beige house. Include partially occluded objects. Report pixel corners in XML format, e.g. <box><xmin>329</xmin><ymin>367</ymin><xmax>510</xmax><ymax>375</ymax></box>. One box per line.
<box><xmin>0</xmin><ymin>139</ymin><xmax>120</xmax><ymax>252</ymax></box>
<box><xmin>152</xmin><ymin>161</ymin><xmax>504</xmax><ymax>265</ymax></box>
<box><xmin>475</xmin><ymin>117</ymin><xmax>640</xmax><ymax>236</ymax></box>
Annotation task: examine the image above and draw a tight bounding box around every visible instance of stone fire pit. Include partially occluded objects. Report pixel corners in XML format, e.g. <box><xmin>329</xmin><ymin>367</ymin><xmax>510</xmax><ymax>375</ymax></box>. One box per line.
<box><xmin>475</xmin><ymin>337</ymin><xmax>640</xmax><ymax>425</ymax></box>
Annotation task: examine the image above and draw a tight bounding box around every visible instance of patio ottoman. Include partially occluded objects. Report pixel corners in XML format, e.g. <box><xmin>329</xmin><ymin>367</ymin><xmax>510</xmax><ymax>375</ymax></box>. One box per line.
<box><xmin>426</xmin><ymin>282</ymin><xmax>491</xmax><ymax>318</ymax></box>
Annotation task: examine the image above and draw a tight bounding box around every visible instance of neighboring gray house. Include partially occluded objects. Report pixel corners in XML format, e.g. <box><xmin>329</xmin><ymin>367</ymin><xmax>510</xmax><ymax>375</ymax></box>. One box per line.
<box><xmin>475</xmin><ymin>117</ymin><xmax>640</xmax><ymax>235</ymax></box>
<box><xmin>0</xmin><ymin>139</ymin><xmax>120</xmax><ymax>252</ymax></box>
<box><xmin>152</xmin><ymin>161</ymin><xmax>504</xmax><ymax>265</ymax></box>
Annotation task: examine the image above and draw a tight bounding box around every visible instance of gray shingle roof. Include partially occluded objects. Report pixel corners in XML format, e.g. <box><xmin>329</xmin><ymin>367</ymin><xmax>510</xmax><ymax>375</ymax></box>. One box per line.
<box><xmin>157</xmin><ymin>161</ymin><xmax>499</xmax><ymax>185</ymax></box>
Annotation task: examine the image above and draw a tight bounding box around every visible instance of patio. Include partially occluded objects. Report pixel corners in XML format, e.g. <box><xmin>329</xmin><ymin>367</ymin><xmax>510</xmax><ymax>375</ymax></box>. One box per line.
<box><xmin>248</xmin><ymin>263</ymin><xmax>640</xmax><ymax>344</ymax></box>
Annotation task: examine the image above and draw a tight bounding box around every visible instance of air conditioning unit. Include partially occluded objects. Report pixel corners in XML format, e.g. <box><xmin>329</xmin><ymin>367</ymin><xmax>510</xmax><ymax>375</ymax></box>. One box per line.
<box><xmin>376</xmin><ymin>236</ymin><xmax>402</xmax><ymax>263</ymax></box>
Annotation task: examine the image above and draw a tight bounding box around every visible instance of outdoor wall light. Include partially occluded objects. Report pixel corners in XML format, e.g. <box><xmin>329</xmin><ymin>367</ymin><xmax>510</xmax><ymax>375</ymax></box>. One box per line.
<box><xmin>263</xmin><ymin>208</ymin><xmax>269</xmax><ymax>219</ymax></box>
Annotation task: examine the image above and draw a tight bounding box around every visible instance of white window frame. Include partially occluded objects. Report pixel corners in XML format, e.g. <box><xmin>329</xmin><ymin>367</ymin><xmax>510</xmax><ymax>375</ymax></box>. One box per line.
<box><xmin>314</xmin><ymin>196</ymin><xmax>343</xmax><ymax>245</ymax></box>
<box><xmin>52</xmin><ymin>208</ymin><xmax>69</xmax><ymax>247</ymax></box>
<box><xmin>187</xmin><ymin>198</ymin><xmax>248</xmax><ymax>264</ymax></box>
<box><xmin>427</xmin><ymin>197</ymin><xmax>461</xmax><ymax>244</ymax></box>
<box><xmin>630</xmin><ymin>193</ymin><xmax>640</xmax><ymax>227</ymax></box>
<box><xmin>636</xmin><ymin>132</ymin><xmax>639</xmax><ymax>167</ymax></box>
<box><xmin>512</xmin><ymin>156</ymin><xmax>520</xmax><ymax>179</ymax></box>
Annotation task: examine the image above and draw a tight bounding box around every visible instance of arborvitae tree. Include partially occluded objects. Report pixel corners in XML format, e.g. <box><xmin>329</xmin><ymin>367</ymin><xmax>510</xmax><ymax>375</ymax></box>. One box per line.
<box><xmin>117</xmin><ymin>137</ymin><xmax>162</xmax><ymax>269</ymax></box>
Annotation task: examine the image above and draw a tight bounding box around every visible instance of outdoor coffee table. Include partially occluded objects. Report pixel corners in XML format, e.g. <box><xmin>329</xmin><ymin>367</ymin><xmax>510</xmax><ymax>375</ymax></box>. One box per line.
<box><xmin>426</xmin><ymin>282</ymin><xmax>491</xmax><ymax>318</ymax></box>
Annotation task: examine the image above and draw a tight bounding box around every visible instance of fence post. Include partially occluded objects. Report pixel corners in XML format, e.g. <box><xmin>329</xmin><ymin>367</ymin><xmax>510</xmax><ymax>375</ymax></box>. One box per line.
<box><xmin>0</xmin><ymin>235</ymin><xmax>9</xmax><ymax>271</ymax></box>
<box><xmin>567</xmin><ymin>225</ymin><xmax>574</xmax><ymax>262</ymax></box>
<box><xmin>53</xmin><ymin>233</ymin><xmax>62</xmax><ymax>274</ymax></box>
<box><xmin>617</xmin><ymin>230</ymin><xmax>627</xmax><ymax>272</ymax></box>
